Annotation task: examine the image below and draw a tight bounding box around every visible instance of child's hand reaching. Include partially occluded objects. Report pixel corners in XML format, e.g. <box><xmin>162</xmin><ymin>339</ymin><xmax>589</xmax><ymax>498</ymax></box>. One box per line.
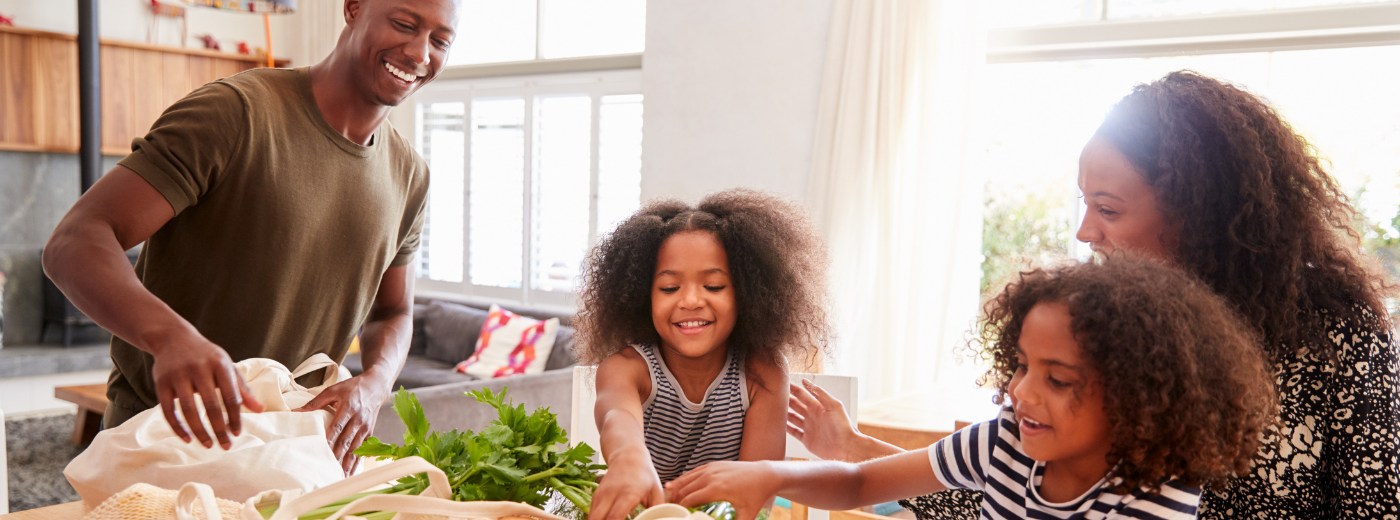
<box><xmin>666</xmin><ymin>461</ymin><xmax>777</xmax><ymax>520</ymax></box>
<box><xmin>787</xmin><ymin>379</ymin><xmax>860</xmax><ymax>461</ymax></box>
<box><xmin>589</xmin><ymin>455</ymin><xmax>666</xmax><ymax>520</ymax></box>
<box><xmin>789</xmin><ymin>379</ymin><xmax>907</xmax><ymax>464</ymax></box>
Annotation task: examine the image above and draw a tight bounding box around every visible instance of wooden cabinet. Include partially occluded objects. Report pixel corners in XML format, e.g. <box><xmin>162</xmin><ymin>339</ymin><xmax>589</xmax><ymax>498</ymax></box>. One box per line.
<box><xmin>0</xmin><ymin>25</ymin><xmax>286</xmax><ymax>155</ymax></box>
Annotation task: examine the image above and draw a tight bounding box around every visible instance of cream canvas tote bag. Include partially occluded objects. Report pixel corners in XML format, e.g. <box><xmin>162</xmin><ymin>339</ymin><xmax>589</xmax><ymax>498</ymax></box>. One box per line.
<box><xmin>65</xmin><ymin>354</ymin><xmax>350</xmax><ymax>509</ymax></box>
<box><xmin>172</xmin><ymin>456</ymin><xmax>568</xmax><ymax>520</ymax></box>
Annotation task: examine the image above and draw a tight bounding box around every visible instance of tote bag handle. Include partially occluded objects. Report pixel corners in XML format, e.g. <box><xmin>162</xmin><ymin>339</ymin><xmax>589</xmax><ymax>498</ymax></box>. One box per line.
<box><xmin>322</xmin><ymin>495</ymin><xmax>568</xmax><ymax>520</ymax></box>
<box><xmin>173</xmin><ymin>482</ymin><xmax>235</xmax><ymax>520</ymax></box>
<box><xmin>264</xmin><ymin>456</ymin><xmax>451</xmax><ymax>520</ymax></box>
<box><xmin>288</xmin><ymin>353</ymin><xmax>346</xmax><ymax>391</ymax></box>
<box><xmin>174</xmin><ymin>457</ymin><xmax>450</xmax><ymax>520</ymax></box>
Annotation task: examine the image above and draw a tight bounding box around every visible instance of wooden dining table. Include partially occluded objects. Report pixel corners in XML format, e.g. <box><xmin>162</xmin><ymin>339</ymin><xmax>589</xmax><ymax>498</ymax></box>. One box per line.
<box><xmin>0</xmin><ymin>501</ymin><xmax>85</xmax><ymax>519</ymax></box>
<box><xmin>0</xmin><ymin>500</ymin><xmax>898</xmax><ymax>520</ymax></box>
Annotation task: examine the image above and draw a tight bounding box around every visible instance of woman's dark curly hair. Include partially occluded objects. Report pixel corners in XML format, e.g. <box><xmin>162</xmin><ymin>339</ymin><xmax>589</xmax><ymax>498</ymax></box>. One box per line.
<box><xmin>979</xmin><ymin>255</ymin><xmax>1276</xmax><ymax>492</ymax></box>
<box><xmin>574</xmin><ymin>189</ymin><xmax>830</xmax><ymax>379</ymax></box>
<box><xmin>1095</xmin><ymin>70</ymin><xmax>1392</xmax><ymax>360</ymax></box>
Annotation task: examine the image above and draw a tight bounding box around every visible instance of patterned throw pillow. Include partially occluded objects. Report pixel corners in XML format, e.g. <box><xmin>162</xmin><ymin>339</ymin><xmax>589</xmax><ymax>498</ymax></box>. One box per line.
<box><xmin>454</xmin><ymin>304</ymin><xmax>559</xmax><ymax>378</ymax></box>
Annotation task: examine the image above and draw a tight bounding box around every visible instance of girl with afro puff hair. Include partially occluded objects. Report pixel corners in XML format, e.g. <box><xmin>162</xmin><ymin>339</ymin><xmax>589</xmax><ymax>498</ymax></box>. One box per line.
<box><xmin>578</xmin><ymin>189</ymin><xmax>830</xmax><ymax>520</ymax></box>
<box><xmin>667</xmin><ymin>255</ymin><xmax>1276</xmax><ymax>520</ymax></box>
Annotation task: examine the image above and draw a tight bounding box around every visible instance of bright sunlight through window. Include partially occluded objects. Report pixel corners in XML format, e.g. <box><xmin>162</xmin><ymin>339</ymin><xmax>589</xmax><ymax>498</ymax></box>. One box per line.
<box><xmin>975</xmin><ymin>1</ymin><xmax>1400</xmax><ymax>297</ymax></box>
<box><xmin>414</xmin><ymin>73</ymin><xmax>643</xmax><ymax>306</ymax></box>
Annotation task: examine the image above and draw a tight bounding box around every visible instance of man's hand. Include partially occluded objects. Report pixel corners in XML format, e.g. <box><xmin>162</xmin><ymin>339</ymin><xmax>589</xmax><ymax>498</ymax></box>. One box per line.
<box><xmin>150</xmin><ymin>338</ymin><xmax>264</xmax><ymax>450</ymax></box>
<box><xmin>297</xmin><ymin>375</ymin><xmax>390</xmax><ymax>475</ymax></box>
<box><xmin>667</xmin><ymin>461</ymin><xmax>778</xmax><ymax>520</ymax></box>
<box><xmin>588</xmin><ymin>452</ymin><xmax>666</xmax><ymax>520</ymax></box>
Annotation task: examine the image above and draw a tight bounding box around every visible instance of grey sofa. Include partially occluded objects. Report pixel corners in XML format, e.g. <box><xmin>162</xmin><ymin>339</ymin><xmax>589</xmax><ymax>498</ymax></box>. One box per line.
<box><xmin>370</xmin><ymin>368</ymin><xmax>578</xmax><ymax>444</ymax></box>
<box><xmin>348</xmin><ymin>297</ymin><xmax>581</xmax><ymax>443</ymax></box>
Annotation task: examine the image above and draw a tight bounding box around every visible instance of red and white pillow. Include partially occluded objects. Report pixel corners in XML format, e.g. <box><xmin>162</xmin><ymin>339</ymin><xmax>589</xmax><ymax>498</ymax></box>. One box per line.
<box><xmin>454</xmin><ymin>305</ymin><xmax>559</xmax><ymax>378</ymax></box>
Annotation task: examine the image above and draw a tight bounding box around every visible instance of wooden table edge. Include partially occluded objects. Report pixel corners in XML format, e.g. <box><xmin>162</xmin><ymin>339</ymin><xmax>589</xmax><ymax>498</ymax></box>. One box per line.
<box><xmin>0</xmin><ymin>501</ymin><xmax>87</xmax><ymax>519</ymax></box>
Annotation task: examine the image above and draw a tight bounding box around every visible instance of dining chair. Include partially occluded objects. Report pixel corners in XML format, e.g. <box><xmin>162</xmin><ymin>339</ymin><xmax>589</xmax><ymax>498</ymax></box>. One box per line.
<box><xmin>569</xmin><ymin>365</ymin><xmax>601</xmax><ymax>459</ymax></box>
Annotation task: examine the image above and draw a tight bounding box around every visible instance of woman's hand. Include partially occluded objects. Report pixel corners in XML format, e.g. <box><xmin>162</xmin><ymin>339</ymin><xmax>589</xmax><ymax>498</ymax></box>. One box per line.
<box><xmin>667</xmin><ymin>461</ymin><xmax>778</xmax><ymax>520</ymax></box>
<box><xmin>787</xmin><ymin>379</ymin><xmax>862</xmax><ymax>461</ymax></box>
<box><xmin>589</xmin><ymin>452</ymin><xmax>666</xmax><ymax>520</ymax></box>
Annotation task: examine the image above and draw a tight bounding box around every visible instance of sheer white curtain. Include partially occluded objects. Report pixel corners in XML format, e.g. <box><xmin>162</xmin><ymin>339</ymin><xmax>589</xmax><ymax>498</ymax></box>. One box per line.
<box><xmin>808</xmin><ymin>0</ymin><xmax>989</xmax><ymax>424</ymax></box>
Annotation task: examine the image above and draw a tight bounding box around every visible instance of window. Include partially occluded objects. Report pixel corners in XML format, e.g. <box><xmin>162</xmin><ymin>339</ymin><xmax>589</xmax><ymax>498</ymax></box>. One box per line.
<box><xmin>414</xmin><ymin>72</ymin><xmax>644</xmax><ymax>307</ymax></box>
<box><xmin>413</xmin><ymin>0</ymin><xmax>644</xmax><ymax>306</ymax></box>
<box><xmin>450</xmin><ymin>0</ymin><xmax>646</xmax><ymax>66</ymax></box>
<box><xmin>974</xmin><ymin>1</ymin><xmax>1400</xmax><ymax>296</ymax></box>
<box><xmin>985</xmin><ymin>0</ymin><xmax>1394</xmax><ymax>27</ymax></box>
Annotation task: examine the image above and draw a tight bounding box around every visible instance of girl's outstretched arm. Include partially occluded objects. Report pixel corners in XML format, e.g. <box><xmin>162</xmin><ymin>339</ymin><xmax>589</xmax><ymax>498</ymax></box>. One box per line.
<box><xmin>591</xmin><ymin>349</ymin><xmax>664</xmax><ymax>520</ymax></box>
<box><xmin>738</xmin><ymin>358</ymin><xmax>790</xmax><ymax>462</ymax></box>
<box><xmin>668</xmin><ymin>449</ymin><xmax>945</xmax><ymax>519</ymax></box>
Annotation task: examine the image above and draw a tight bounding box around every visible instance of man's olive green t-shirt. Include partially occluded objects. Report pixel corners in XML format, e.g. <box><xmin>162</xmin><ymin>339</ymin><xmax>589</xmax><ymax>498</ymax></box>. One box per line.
<box><xmin>108</xmin><ymin>67</ymin><xmax>428</xmax><ymax>421</ymax></box>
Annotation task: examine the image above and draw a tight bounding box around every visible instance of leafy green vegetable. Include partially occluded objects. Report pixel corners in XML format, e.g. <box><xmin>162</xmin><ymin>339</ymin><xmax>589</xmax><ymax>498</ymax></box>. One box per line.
<box><xmin>694</xmin><ymin>501</ymin><xmax>737</xmax><ymax>520</ymax></box>
<box><xmin>356</xmin><ymin>388</ymin><xmax>605</xmax><ymax>515</ymax></box>
<box><xmin>262</xmin><ymin>388</ymin><xmax>604</xmax><ymax>520</ymax></box>
<box><xmin>689</xmin><ymin>502</ymin><xmax>770</xmax><ymax>520</ymax></box>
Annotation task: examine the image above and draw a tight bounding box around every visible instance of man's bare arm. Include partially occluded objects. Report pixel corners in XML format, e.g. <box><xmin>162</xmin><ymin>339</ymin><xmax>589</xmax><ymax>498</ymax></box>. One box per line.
<box><xmin>44</xmin><ymin>165</ymin><xmax>263</xmax><ymax>449</ymax></box>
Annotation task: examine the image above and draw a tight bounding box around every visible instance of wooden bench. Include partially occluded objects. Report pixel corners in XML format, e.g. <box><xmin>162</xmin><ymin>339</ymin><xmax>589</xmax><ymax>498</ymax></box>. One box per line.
<box><xmin>53</xmin><ymin>383</ymin><xmax>107</xmax><ymax>445</ymax></box>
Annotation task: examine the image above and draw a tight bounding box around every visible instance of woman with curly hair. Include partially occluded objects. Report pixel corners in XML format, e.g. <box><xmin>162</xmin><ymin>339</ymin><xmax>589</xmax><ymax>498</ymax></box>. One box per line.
<box><xmin>578</xmin><ymin>189</ymin><xmax>831</xmax><ymax>520</ymax></box>
<box><xmin>1075</xmin><ymin>70</ymin><xmax>1399</xmax><ymax>518</ymax></box>
<box><xmin>668</xmin><ymin>256</ymin><xmax>1276</xmax><ymax>519</ymax></box>
<box><xmin>789</xmin><ymin>70</ymin><xmax>1400</xmax><ymax>518</ymax></box>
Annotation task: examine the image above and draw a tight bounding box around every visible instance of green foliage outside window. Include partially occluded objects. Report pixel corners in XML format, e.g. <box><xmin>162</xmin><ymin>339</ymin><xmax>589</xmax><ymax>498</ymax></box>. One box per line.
<box><xmin>981</xmin><ymin>180</ymin><xmax>1400</xmax><ymax>309</ymax></box>
<box><xmin>980</xmin><ymin>182</ymin><xmax>1074</xmax><ymax>301</ymax></box>
<box><xmin>1351</xmin><ymin>184</ymin><xmax>1400</xmax><ymax>285</ymax></box>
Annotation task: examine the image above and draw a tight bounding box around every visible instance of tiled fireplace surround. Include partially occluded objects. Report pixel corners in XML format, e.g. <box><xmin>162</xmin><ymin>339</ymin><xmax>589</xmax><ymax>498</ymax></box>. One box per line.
<box><xmin>0</xmin><ymin>150</ymin><xmax>122</xmax><ymax>347</ymax></box>
<box><xmin>0</xmin><ymin>150</ymin><xmax>118</xmax><ymax>414</ymax></box>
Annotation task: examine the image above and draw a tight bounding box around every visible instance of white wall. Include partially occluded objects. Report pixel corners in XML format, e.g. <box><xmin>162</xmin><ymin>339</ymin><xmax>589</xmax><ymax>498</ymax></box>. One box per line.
<box><xmin>640</xmin><ymin>0</ymin><xmax>834</xmax><ymax>205</ymax></box>
<box><xmin>0</xmin><ymin>0</ymin><xmax>294</xmax><ymax>62</ymax></box>
<box><xmin>284</xmin><ymin>1</ymin><xmax>347</xmax><ymax>69</ymax></box>
<box><xmin>0</xmin><ymin>0</ymin><xmax>832</xmax><ymax>202</ymax></box>
<box><xmin>0</xmin><ymin>370</ymin><xmax>109</xmax><ymax>416</ymax></box>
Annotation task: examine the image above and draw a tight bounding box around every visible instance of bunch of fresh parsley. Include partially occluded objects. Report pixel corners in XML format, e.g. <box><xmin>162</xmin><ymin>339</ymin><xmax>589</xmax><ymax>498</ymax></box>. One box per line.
<box><xmin>353</xmin><ymin>388</ymin><xmax>605</xmax><ymax>517</ymax></box>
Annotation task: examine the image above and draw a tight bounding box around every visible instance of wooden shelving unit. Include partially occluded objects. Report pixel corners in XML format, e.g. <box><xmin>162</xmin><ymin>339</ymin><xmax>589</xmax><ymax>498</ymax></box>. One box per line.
<box><xmin>0</xmin><ymin>25</ymin><xmax>289</xmax><ymax>156</ymax></box>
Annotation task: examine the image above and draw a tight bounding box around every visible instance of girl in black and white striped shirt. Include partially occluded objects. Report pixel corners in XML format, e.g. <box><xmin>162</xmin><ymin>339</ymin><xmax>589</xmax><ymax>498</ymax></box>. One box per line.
<box><xmin>669</xmin><ymin>256</ymin><xmax>1277</xmax><ymax>520</ymax></box>
<box><xmin>575</xmin><ymin>190</ymin><xmax>831</xmax><ymax>520</ymax></box>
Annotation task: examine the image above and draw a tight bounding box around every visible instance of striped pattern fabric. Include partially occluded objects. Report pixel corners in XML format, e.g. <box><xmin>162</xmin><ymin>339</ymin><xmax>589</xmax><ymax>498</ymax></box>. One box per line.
<box><xmin>929</xmin><ymin>408</ymin><xmax>1201</xmax><ymax>519</ymax></box>
<box><xmin>633</xmin><ymin>344</ymin><xmax>748</xmax><ymax>483</ymax></box>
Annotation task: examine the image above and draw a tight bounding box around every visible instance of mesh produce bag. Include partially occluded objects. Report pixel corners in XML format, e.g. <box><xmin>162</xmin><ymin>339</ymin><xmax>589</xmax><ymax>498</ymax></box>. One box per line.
<box><xmin>84</xmin><ymin>483</ymin><xmax>242</xmax><ymax>520</ymax></box>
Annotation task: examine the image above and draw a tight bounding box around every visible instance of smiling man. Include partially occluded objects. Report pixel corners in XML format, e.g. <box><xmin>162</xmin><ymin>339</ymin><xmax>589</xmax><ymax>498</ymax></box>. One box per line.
<box><xmin>42</xmin><ymin>0</ymin><xmax>459</xmax><ymax>475</ymax></box>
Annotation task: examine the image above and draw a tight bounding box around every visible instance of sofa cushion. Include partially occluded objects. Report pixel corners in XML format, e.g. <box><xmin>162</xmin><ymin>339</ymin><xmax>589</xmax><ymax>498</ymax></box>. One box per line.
<box><xmin>546</xmin><ymin>327</ymin><xmax>577</xmax><ymax>371</ymax></box>
<box><xmin>422</xmin><ymin>301</ymin><xmax>491</xmax><ymax>365</ymax></box>
<box><xmin>408</xmin><ymin>302</ymin><xmax>431</xmax><ymax>356</ymax></box>
<box><xmin>455</xmin><ymin>305</ymin><xmax>559</xmax><ymax>378</ymax></box>
<box><xmin>344</xmin><ymin>297</ymin><xmax>584</xmax><ymax>390</ymax></box>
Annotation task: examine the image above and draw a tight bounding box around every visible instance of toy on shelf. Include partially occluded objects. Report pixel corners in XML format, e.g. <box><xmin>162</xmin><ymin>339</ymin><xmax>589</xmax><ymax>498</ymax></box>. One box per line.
<box><xmin>196</xmin><ymin>33</ymin><xmax>220</xmax><ymax>51</ymax></box>
<box><xmin>146</xmin><ymin>1</ymin><xmax>187</xmax><ymax>46</ymax></box>
<box><xmin>182</xmin><ymin>0</ymin><xmax>295</xmax><ymax>67</ymax></box>
<box><xmin>0</xmin><ymin>13</ymin><xmax>14</xmax><ymax>26</ymax></box>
